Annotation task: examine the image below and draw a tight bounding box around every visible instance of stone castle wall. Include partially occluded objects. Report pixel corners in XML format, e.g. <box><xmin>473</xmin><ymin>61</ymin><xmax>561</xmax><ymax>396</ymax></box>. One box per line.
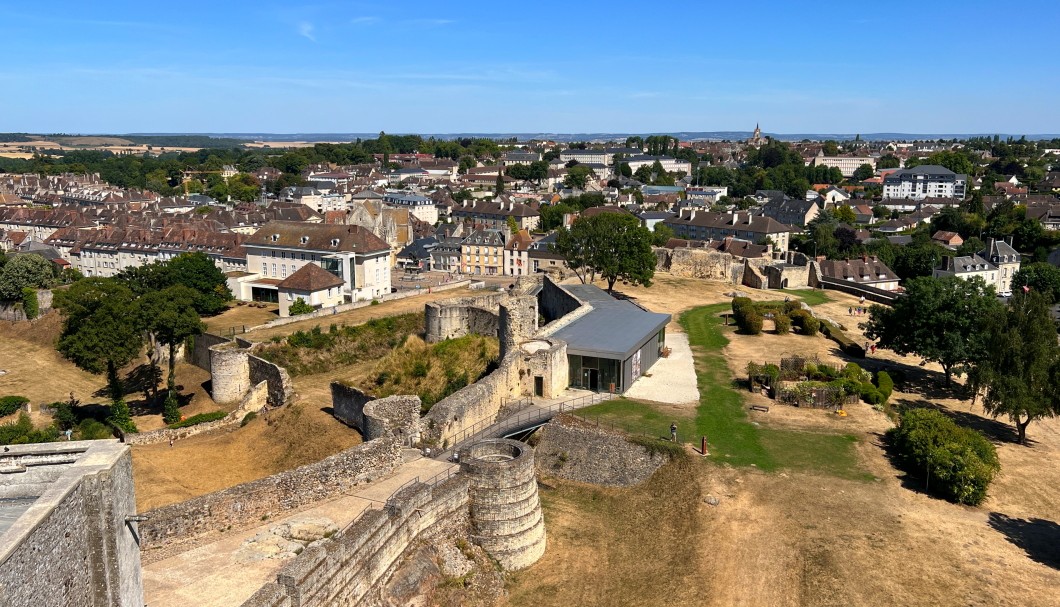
<box><xmin>424</xmin><ymin>294</ymin><xmax>505</xmax><ymax>342</ymax></box>
<box><xmin>240</xmin><ymin>475</ymin><xmax>471</xmax><ymax>607</ymax></box>
<box><xmin>187</xmin><ymin>332</ymin><xmax>232</xmax><ymax>371</ymax></box>
<box><xmin>247</xmin><ymin>354</ymin><xmax>295</xmax><ymax>408</ymax></box>
<box><xmin>0</xmin><ymin>289</ymin><xmax>53</xmax><ymax>322</ymax></box>
<box><xmin>208</xmin><ymin>341</ymin><xmax>294</xmax><ymax>407</ymax></box>
<box><xmin>125</xmin><ymin>381</ymin><xmax>267</xmax><ymax>446</ymax></box>
<box><xmin>459</xmin><ymin>439</ymin><xmax>546</xmax><ymax>571</ymax></box>
<box><xmin>534</xmin><ymin>414</ymin><xmax>669</xmax><ymax>486</ymax></box>
<box><xmin>0</xmin><ymin>443</ymin><xmax>142</xmax><ymax>607</ymax></box>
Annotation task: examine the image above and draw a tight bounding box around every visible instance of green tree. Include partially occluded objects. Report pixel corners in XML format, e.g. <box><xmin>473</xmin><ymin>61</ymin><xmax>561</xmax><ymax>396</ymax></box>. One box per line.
<box><xmin>553</xmin><ymin>214</ymin><xmax>655</xmax><ymax>293</ymax></box>
<box><xmin>53</xmin><ymin>278</ymin><xmax>144</xmax><ymax>403</ymax></box>
<box><xmin>506</xmin><ymin>215</ymin><xmax>519</xmax><ymax>234</ymax></box>
<box><xmin>227</xmin><ymin>173</ymin><xmax>261</xmax><ymax>202</ymax></box>
<box><xmin>976</xmin><ymin>290</ymin><xmax>1060</xmax><ymax>444</ymax></box>
<box><xmin>119</xmin><ymin>252</ymin><xmax>231</xmax><ymax>315</ymax></box>
<box><xmin>0</xmin><ymin>254</ymin><xmax>53</xmax><ymax>301</ymax></box>
<box><xmin>652</xmin><ymin>223</ymin><xmax>675</xmax><ymax>246</ymax></box>
<box><xmin>852</xmin><ymin>164</ymin><xmax>875</xmax><ymax>181</ymax></box>
<box><xmin>495</xmin><ymin>169</ymin><xmax>505</xmax><ymax>195</ymax></box>
<box><xmin>822</xmin><ymin>140</ymin><xmax>840</xmax><ymax>155</ymax></box>
<box><xmin>1011</xmin><ymin>263</ymin><xmax>1060</xmax><ymax>303</ymax></box>
<box><xmin>863</xmin><ymin>276</ymin><xmax>1003</xmax><ymax>385</ymax></box>
<box><xmin>834</xmin><ymin>205</ymin><xmax>857</xmax><ymax>224</ymax></box>
<box><xmin>136</xmin><ymin>285</ymin><xmax>204</xmax><ymax>409</ymax></box>
<box><xmin>563</xmin><ymin>165</ymin><xmax>594</xmax><ymax>190</ymax></box>
<box><xmin>877</xmin><ymin>154</ymin><xmax>901</xmax><ymax>169</ymax></box>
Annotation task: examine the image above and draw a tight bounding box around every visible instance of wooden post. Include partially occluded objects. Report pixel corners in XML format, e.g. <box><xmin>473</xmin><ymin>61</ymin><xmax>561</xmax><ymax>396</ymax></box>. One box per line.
<box><xmin>701</xmin><ymin>435</ymin><xmax>709</xmax><ymax>456</ymax></box>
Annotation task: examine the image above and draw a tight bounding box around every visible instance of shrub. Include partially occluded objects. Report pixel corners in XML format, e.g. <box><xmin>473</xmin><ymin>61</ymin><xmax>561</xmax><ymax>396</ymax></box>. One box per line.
<box><xmin>370</xmin><ymin>299</ymin><xmax>380</xmax><ymax>305</ymax></box>
<box><xmin>0</xmin><ymin>395</ymin><xmax>29</xmax><ymax>417</ymax></box>
<box><xmin>744</xmin><ymin>309</ymin><xmax>763</xmax><ymax>335</ymax></box>
<box><xmin>167</xmin><ymin>410</ymin><xmax>228</xmax><ymax>429</ymax></box>
<box><xmin>0</xmin><ymin>413</ymin><xmax>60</xmax><ymax>445</ymax></box>
<box><xmin>411</xmin><ymin>360</ymin><xmax>430</xmax><ymax>378</ymax></box>
<box><xmin>801</xmin><ymin>315</ymin><xmax>819</xmax><ymax>336</ymax></box>
<box><xmin>162</xmin><ymin>392</ymin><xmax>182</xmax><ymax>425</ymax></box>
<box><xmin>842</xmin><ymin>362</ymin><xmax>866</xmax><ymax>382</ymax></box>
<box><xmin>875</xmin><ymin>371</ymin><xmax>894</xmax><ymax>400</ymax></box>
<box><xmin>78</xmin><ymin>418</ymin><xmax>113</xmax><ymax>440</ymax></box>
<box><xmin>888</xmin><ymin>408</ymin><xmax>999</xmax><ymax>506</ymax></box>
<box><xmin>52</xmin><ymin>400</ymin><xmax>78</xmax><ymax>430</ymax></box>
<box><xmin>240</xmin><ymin>412</ymin><xmax>257</xmax><ymax>427</ymax></box>
<box><xmin>21</xmin><ymin>288</ymin><xmax>38</xmax><ymax>320</ymax></box>
<box><xmin>289</xmin><ymin>297</ymin><xmax>315</xmax><ymax>316</ymax></box>
<box><xmin>773</xmin><ymin>313</ymin><xmax>791</xmax><ymax>334</ymax></box>
<box><xmin>107</xmin><ymin>400</ymin><xmax>137</xmax><ymax>434</ymax></box>
<box><xmin>859</xmin><ymin>382</ymin><xmax>884</xmax><ymax>405</ymax></box>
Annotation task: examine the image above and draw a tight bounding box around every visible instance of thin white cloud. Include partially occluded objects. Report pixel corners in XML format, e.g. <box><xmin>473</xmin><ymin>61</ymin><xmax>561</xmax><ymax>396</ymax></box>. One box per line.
<box><xmin>297</xmin><ymin>21</ymin><xmax>316</xmax><ymax>42</ymax></box>
<box><xmin>350</xmin><ymin>16</ymin><xmax>380</xmax><ymax>24</ymax></box>
<box><xmin>407</xmin><ymin>18</ymin><xmax>455</xmax><ymax>26</ymax></box>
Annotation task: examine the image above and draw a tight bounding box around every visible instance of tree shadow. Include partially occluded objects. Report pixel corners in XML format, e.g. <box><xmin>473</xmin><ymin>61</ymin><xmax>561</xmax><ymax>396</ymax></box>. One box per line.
<box><xmin>91</xmin><ymin>364</ymin><xmax>162</xmax><ymax>400</ymax></box>
<box><xmin>832</xmin><ymin>346</ymin><xmax>964</xmax><ymax>401</ymax></box>
<box><xmin>893</xmin><ymin>397</ymin><xmax>1022</xmax><ymax>445</ymax></box>
<box><xmin>988</xmin><ymin>512</ymin><xmax>1060</xmax><ymax>569</ymax></box>
<box><xmin>871</xmin><ymin>429</ymin><xmax>938</xmax><ymax>497</ymax></box>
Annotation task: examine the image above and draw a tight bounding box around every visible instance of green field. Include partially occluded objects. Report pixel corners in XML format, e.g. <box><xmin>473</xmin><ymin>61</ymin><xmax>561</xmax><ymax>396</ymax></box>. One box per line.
<box><xmin>577</xmin><ymin>303</ymin><xmax>869</xmax><ymax>480</ymax></box>
<box><xmin>779</xmin><ymin>288</ymin><xmax>832</xmax><ymax>306</ymax></box>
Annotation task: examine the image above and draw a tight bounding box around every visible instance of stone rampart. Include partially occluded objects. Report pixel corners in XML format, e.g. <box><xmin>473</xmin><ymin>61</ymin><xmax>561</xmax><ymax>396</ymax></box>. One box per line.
<box><xmin>424</xmin><ymin>293</ymin><xmax>504</xmax><ymax>342</ymax></box>
<box><xmin>330</xmin><ymin>385</ymin><xmax>421</xmax><ymax>445</ymax></box>
<box><xmin>330</xmin><ymin>382</ymin><xmax>374</xmax><ymax>431</ymax></box>
<box><xmin>535</xmin><ymin>414</ymin><xmax>669</xmax><ymax>486</ymax></box>
<box><xmin>247</xmin><ymin>354</ymin><xmax>295</xmax><ymax>407</ymax></box>
<box><xmin>459</xmin><ymin>439</ymin><xmax>545</xmax><ymax>570</ymax></box>
<box><xmin>421</xmin><ymin>350</ymin><xmax>525</xmax><ymax>449</ymax></box>
<box><xmin>210</xmin><ymin>342</ymin><xmax>251</xmax><ymax>404</ymax></box>
<box><xmin>138</xmin><ymin>436</ymin><xmax>403</xmax><ymax>559</ymax></box>
<box><xmin>240</xmin><ymin>475</ymin><xmax>470</xmax><ymax>607</ymax></box>
<box><xmin>0</xmin><ymin>289</ymin><xmax>53</xmax><ymax>322</ymax></box>
<box><xmin>538</xmin><ymin>275</ymin><xmax>581</xmax><ymax>323</ymax></box>
<box><xmin>187</xmin><ymin>332</ymin><xmax>231</xmax><ymax>371</ymax></box>
<box><xmin>124</xmin><ymin>381</ymin><xmax>267</xmax><ymax>446</ymax></box>
<box><xmin>498</xmin><ymin>295</ymin><xmax>538</xmax><ymax>359</ymax></box>
<box><xmin>663</xmin><ymin>247</ymin><xmax>740</xmax><ymax>280</ymax></box>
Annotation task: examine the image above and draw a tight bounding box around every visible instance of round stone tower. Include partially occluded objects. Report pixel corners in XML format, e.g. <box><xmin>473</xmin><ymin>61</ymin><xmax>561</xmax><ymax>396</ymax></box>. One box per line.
<box><xmin>498</xmin><ymin>295</ymin><xmax>538</xmax><ymax>360</ymax></box>
<box><xmin>209</xmin><ymin>343</ymin><xmax>250</xmax><ymax>404</ymax></box>
<box><xmin>459</xmin><ymin>438</ymin><xmax>546</xmax><ymax>570</ymax></box>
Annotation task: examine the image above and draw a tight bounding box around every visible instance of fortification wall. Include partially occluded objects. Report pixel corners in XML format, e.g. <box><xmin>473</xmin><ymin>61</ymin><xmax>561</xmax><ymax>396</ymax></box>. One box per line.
<box><xmin>125</xmin><ymin>381</ymin><xmax>267</xmax><ymax>446</ymax></box>
<box><xmin>0</xmin><ymin>289</ymin><xmax>53</xmax><ymax>322</ymax></box>
<box><xmin>240</xmin><ymin>475</ymin><xmax>470</xmax><ymax>607</ymax></box>
<box><xmin>539</xmin><ymin>275</ymin><xmax>581</xmax><ymax>322</ymax></box>
<box><xmin>459</xmin><ymin>439</ymin><xmax>546</xmax><ymax>571</ymax></box>
<box><xmin>424</xmin><ymin>294</ymin><xmax>505</xmax><ymax>342</ymax></box>
<box><xmin>247</xmin><ymin>354</ymin><xmax>295</xmax><ymax>407</ymax></box>
<box><xmin>742</xmin><ymin>261</ymin><xmax>768</xmax><ymax>289</ymax></box>
<box><xmin>535</xmin><ymin>414</ymin><xmax>669</xmax><ymax>486</ymax></box>
<box><xmin>139</xmin><ymin>437</ymin><xmax>402</xmax><ymax>559</ymax></box>
<box><xmin>330</xmin><ymin>382</ymin><xmax>374</xmax><ymax>431</ymax></box>
<box><xmin>188</xmin><ymin>332</ymin><xmax>231</xmax><ymax>371</ymax></box>
<box><xmin>0</xmin><ymin>444</ymin><xmax>142</xmax><ymax>607</ymax></box>
<box><xmin>421</xmin><ymin>350</ymin><xmax>525</xmax><ymax>449</ymax></box>
<box><xmin>498</xmin><ymin>295</ymin><xmax>538</xmax><ymax>359</ymax></box>
<box><xmin>467</xmin><ymin>306</ymin><xmax>500</xmax><ymax>337</ymax></box>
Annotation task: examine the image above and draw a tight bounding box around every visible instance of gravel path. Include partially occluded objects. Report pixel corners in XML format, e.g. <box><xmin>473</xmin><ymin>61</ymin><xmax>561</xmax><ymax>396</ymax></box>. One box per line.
<box><xmin>624</xmin><ymin>331</ymin><xmax>699</xmax><ymax>407</ymax></box>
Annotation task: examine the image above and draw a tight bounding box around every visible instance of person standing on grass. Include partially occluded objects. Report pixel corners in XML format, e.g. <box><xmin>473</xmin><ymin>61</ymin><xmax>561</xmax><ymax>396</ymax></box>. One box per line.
<box><xmin>670</xmin><ymin>422</ymin><xmax>678</xmax><ymax>443</ymax></box>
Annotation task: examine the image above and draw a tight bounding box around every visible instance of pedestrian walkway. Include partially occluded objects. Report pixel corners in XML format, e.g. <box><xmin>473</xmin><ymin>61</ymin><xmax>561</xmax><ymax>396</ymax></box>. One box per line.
<box><xmin>623</xmin><ymin>331</ymin><xmax>699</xmax><ymax>406</ymax></box>
<box><xmin>142</xmin><ymin>455</ymin><xmax>456</xmax><ymax>607</ymax></box>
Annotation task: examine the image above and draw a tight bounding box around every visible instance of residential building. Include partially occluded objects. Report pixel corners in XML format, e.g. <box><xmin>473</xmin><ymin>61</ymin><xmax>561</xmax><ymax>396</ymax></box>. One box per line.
<box><xmin>933</xmin><ymin>254</ymin><xmax>998</xmax><ymax>289</ymax></box>
<box><xmin>382</xmin><ymin>191</ymin><xmax>438</xmax><ymax>224</ymax></box>
<box><xmin>504</xmin><ymin>229</ymin><xmax>533</xmax><ymax>276</ymax></box>
<box><xmin>883</xmin><ymin>165</ymin><xmax>967</xmax><ymax>200</ymax></box>
<box><xmin>527</xmin><ymin>232</ymin><xmax>566</xmax><ymax>274</ymax></box>
<box><xmin>686</xmin><ymin>187</ymin><xmax>728</xmax><ymax>204</ymax></box>
<box><xmin>276</xmin><ymin>262</ymin><xmax>345</xmax><ymax>317</ymax></box>
<box><xmin>559</xmin><ymin>149</ymin><xmax>611</xmax><ymax>165</ymax></box>
<box><xmin>502</xmin><ymin>151</ymin><xmax>541</xmax><ymax>166</ymax></box>
<box><xmin>810</xmin><ymin>152</ymin><xmax>876</xmax><ymax>178</ymax></box>
<box><xmin>451</xmin><ymin>197</ymin><xmax>540</xmax><ymax>231</ymax></box>
<box><xmin>624</xmin><ymin>155</ymin><xmax>692</xmax><ymax>175</ymax></box>
<box><xmin>982</xmin><ymin>238</ymin><xmax>1021</xmax><ymax>295</ymax></box>
<box><xmin>818</xmin><ymin>256</ymin><xmax>900</xmax><ymax>291</ymax></box>
<box><xmin>461</xmin><ymin>229</ymin><xmax>505</xmax><ymax>276</ymax></box>
<box><xmin>760</xmin><ymin>197</ymin><xmax>819</xmax><ymax>227</ymax></box>
<box><xmin>931</xmin><ymin>230</ymin><xmax>964</xmax><ymax>248</ymax></box>
<box><xmin>241</xmin><ymin>220</ymin><xmax>391</xmax><ymax>303</ymax></box>
<box><xmin>664</xmin><ymin>209</ymin><xmax>796</xmax><ymax>252</ymax></box>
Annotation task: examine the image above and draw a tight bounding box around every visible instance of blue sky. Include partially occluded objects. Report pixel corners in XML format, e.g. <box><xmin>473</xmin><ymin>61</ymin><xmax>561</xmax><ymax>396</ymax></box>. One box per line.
<box><xmin>3</xmin><ymin>0</ymin><xmax>1059</xmax><ymax>135</ymax></box>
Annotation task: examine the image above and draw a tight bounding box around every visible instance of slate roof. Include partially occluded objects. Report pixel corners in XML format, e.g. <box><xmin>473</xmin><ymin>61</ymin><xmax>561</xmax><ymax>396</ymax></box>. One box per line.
<box><xmin>246</xmin><ymin>221</ymin><xmax>389</xmax><ymax>253</ymax></box>
<box><xmin>276</xmin><ymin>262</ymin><xmax>345</xmax><ymax>292</ymax></box>
<box><xmin>550</xmin><ymin>284</ymin><xmax>670</xmax><ymax>360</ymax></box>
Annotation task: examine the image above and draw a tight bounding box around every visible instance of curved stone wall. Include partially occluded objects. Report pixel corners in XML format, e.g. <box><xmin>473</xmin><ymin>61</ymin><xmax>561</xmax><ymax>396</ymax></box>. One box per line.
<box><xmin>498</xmin><ymin>295</ymin><xmax>538</xmax><ymax>360</ymax></box>
<box><xmin>459</xmin><ymin>439</ymin><xmax>546</xmax><ymax>570</ymax></box>
<box><xmin>424</xmin><ymin>294</ymin><xmax>504</xmax><ymax>342</ymax></box>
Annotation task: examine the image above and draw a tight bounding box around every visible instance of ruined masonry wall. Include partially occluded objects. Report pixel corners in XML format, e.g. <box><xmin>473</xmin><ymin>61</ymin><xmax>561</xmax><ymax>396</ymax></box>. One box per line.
<box><xmin>187</xmin><ymin>332</ymin><xmax>231</xmax><ymax>371</ymax></box>
<box><xmin>125</xmin><ymin>382</ymin><xmax>267</xmax><ymax>446</ymax></box>
<box><xmin>240</xmin><ymin>475</ymin><xmax>470</xmax><ymax>607</ymax></box>
<box><xmin>210</xmin><ymin>344</ymin><xmax>250</xmax><ymax>404</ymax></box>
<box><xmin>459</xmin><ymin>439</ymin><xmax>546</xmax><ymax>571</ymax></box>
<box><xmin>535</xmin><ymin>414</ymin><xmax>668</xmax><ymax>486</ymax></box>
<box><xmin>424</xmin><ymin>294</ymin><xmax>505</xmax><ymax>342</ymax></box>
<box><xmin>499</xmin><ymin>295</ymin><xmax>538</xmax><ymax>360</ymax></box>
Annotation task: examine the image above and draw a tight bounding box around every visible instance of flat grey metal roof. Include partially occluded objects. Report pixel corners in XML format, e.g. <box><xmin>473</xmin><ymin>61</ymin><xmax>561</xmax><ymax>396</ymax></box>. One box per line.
<box><xmin>552</xmin><ymin>284</ymin><xmax>670</xmax><ymax>360</ymax></box>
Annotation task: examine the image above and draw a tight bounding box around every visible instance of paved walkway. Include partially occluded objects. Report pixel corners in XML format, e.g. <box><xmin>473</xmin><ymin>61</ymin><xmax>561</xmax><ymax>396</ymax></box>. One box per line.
<box><xmin>623</xmin><ymin>331</ymin><xmax>700</xmax><ymax>406</ymax></box>
<box><xmin>143</xmin><ymin>455</ymin><xmax>456</xmax><ymax>607</ymax></box>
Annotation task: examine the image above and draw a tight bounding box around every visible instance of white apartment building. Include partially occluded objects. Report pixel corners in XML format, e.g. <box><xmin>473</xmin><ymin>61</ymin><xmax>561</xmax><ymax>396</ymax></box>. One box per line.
<box><xmin>239</xmin><ymin>221</ymin><xmax>391</xmax><ymax>303</ymax></box>
<box><xmin>624</xmin><ymin>155</ymin><xmax>693</xmax><ymax>175</ymax></box>
<box><xmin>810</xmin><ymin>153</ymin><xmax>876</xmax><ymax>178</ymax></box>
<box><xmin>883</xmin><ymin>165</ymin><xmax>967</xmax><ymax>200</ymax></box>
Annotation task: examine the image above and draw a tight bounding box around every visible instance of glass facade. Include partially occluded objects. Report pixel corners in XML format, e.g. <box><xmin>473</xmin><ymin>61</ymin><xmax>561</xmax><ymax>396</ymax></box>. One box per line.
<box><xmin>568</xmin><ymin>355</ymin><xmax>620</xmax><ymax>393</ymax></box>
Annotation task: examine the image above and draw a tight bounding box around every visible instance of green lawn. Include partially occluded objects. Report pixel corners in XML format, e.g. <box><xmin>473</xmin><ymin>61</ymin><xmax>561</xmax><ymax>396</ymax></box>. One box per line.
<box><xmin>577</xmin><ymin>302</ymin><xmax>868</xmax><ymax>480</ymax></box>
<box><xmin>779</xmin><ymin>288</ymin><xmax>832</xmax><ymax>306</ymax></box>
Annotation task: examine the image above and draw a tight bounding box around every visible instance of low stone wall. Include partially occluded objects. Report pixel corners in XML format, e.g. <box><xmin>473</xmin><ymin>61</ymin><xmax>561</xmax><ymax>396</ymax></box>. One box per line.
<box><xmin>535</xmin><ymin>414</ymin><xmax>669</xmax><ymax>486</ymax></box>
<box><xmin>138</xmin><ymin>436</ymin><xmax>403</xmax><ymax>559</ymax></box>
<box><xmin>247</xmin><ymin>279</ymin><xmax>472</xmax><ymax>331</ymax></box>
<box><xmin>125</xmin><ymin>381</ymin><xmax>267</xmax><ymax>446</ymax></box>
<box><xmin>240</xmin><ymin>475</ymin><xmax>471</xmax><ymax>607</ymax></box>
<box><xmin>662</xmin><ymin>247</ymin><xmax>741</xmax><ymax>280</ymax></box>
<box><xmin>330</xmin><ymin>382</ymin><xmax>374</xmax><ymax>431</ymax></box>
<box><xmin>817</xmin><ymin>275</ymin><xmax>899</xmax><ymax>304</ymax></box>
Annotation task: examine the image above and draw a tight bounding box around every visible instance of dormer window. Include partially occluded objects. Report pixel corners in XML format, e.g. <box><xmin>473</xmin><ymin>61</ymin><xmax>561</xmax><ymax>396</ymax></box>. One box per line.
<box><xmin>300</xmin><ymin>236</ymin><xmax>309</xmax><ymax>245</ymax></box>
<box><xmin>271</xmin><ymin>234</ymin><xmax>279</xmax><ymax>242</ymax></box>
<box><xmin>330</xmin><ymin>238</ymin><xmax>340</xmax><ymax>247</ymax></box>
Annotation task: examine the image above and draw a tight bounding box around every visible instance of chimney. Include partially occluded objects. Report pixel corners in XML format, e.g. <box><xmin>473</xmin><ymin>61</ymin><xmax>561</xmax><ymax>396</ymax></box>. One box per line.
<box><xmin>731</xmin><ymin>212</ymin><xmax>738</xmax><ymax>225</ymax></box>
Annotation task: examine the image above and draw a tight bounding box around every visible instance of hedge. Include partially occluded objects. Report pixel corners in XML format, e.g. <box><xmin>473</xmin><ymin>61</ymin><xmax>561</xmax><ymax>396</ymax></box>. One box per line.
<box><xmin>820</xmin><ymin>319</ymin><xmax>864</xmax><ymax>357</ymax></box>
<box><xmin>875</xmin><ymin>371</ymin><xmax>894</xmax><ymax>401</ymax></box>
<box><xmin>167</xmin><ymin>410</ymin><xmax>228</xmax><ymax>429</ymax></box>
<box><xmin>888</xmin><ymin>408</ymin><xmax>999</xmax><ymax>506</ymax></box>
<box><xmin>773</xmin><ymin>313</ymin><xmax>791</xmax><ymax>334</ymax></box>
<box><xmin>0</xmin><ymin>396</ymin><xmax>29</xmax><ymax>417</ymax></box>
<box><xmin>789</xmin><ymin>310</ymin><xmax>820</xmax><ymax>336</ymax></box>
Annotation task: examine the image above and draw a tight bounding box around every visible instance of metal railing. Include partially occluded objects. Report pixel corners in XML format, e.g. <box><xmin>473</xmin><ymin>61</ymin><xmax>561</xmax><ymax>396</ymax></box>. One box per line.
<box><xmin>437</xmin><ymin>392</ymin><xmax>608</xmax><ymax>458</ymax></box>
